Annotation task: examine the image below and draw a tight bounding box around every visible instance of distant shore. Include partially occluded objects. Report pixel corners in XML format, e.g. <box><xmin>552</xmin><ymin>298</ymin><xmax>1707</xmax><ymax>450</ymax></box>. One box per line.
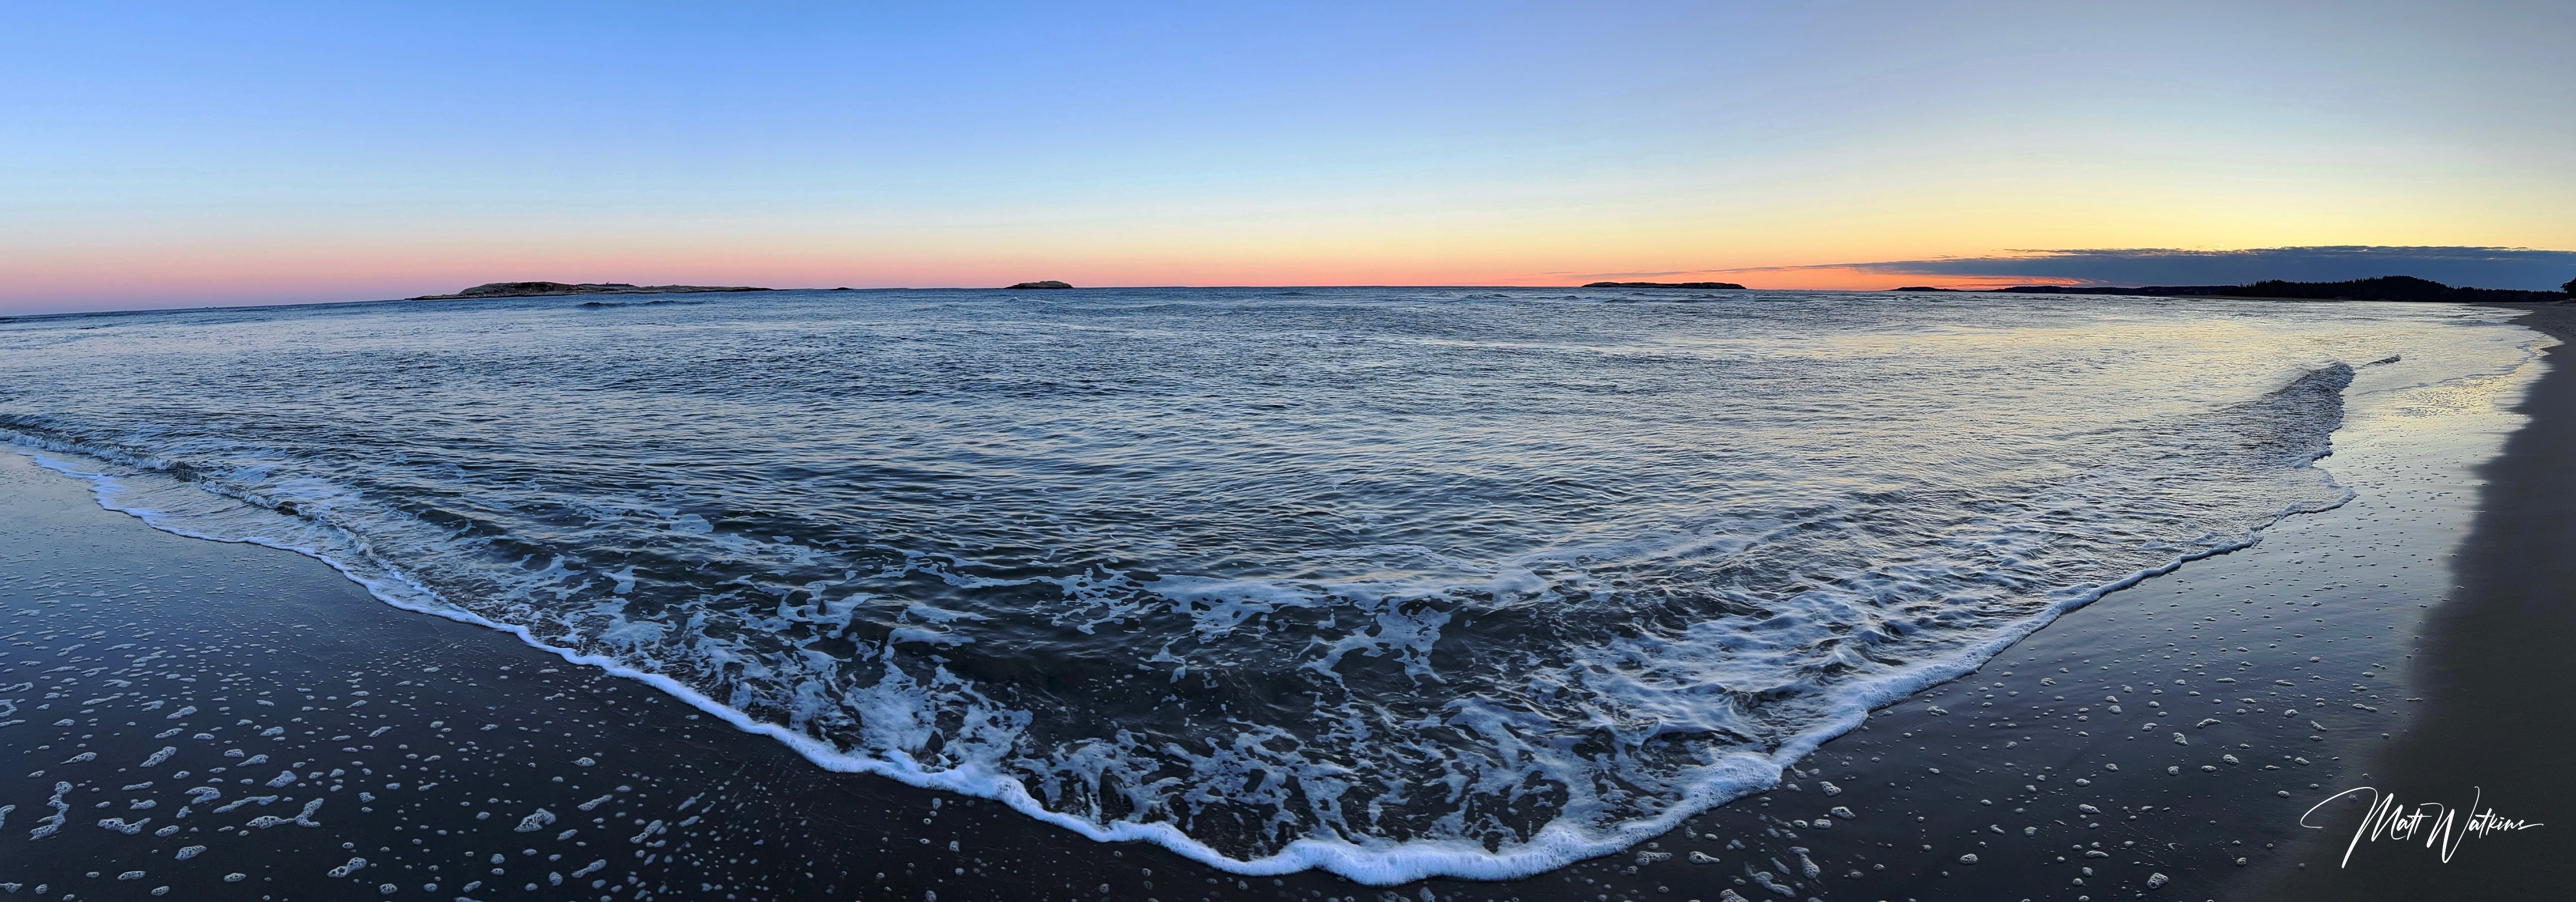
<box><xmin>1893</xmin><ymin>275</ymin><xmax>2569</xmax><ymax>304</ymax></box>
<box><xmin>409</xmin><ymin>281</ymin><xmax>773</xmax><ymax>301</ymax></box>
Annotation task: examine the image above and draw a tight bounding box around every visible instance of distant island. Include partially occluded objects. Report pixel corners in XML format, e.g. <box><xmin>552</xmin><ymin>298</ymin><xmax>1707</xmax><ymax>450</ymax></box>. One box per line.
<box><xmin>1004</xmin><ymin>280</ymin><xmax>1074</xmax><ymax>290</ymax></box>
<box><xmin>411</xmin><ymin>282</ymin><xmax>772</xmax><ymax>301</ymax></box>
<box><xmin>1892</xmin><ymin>275</ymin><xmax>2568</xmax><ymax>304</ymax></box>
<box><xmin>1584</xmin><ymin>281</ymin><xmax>1747</xmax><ymax>290</ymax></box>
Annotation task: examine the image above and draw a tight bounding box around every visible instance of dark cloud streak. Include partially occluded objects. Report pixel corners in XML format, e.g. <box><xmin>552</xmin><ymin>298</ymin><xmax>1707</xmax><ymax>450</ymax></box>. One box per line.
<box><xmin>1724</xmin><ymin>246</ymin><xmax>2576</xmax><ymax>290</ymax></box>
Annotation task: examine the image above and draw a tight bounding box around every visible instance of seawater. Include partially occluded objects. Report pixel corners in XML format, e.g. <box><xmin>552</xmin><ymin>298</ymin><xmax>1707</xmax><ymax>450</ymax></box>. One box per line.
<box><xmin>0</xmin><ymin>288</ymin><xmax>2539</xmax><ymax>881</ymax></box>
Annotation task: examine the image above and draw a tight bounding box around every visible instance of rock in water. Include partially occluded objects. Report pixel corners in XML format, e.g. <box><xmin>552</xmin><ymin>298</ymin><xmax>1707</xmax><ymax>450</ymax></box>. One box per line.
<box><xmin>1004</xmin><ymin>280</ymin><xmax>1073</xmax><ymax>289</ymax></box>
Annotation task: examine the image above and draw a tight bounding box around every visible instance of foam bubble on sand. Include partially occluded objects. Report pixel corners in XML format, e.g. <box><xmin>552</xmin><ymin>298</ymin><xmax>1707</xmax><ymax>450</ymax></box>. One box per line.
<box><xmin>27</xmin><ymin>783</ymin><xmax>69</xmax><ymax>840</ymax></box>
<box><xmin>211</xmin><ymin>795</ymin><xmax>275</xmax><ymax>814</ymax></box>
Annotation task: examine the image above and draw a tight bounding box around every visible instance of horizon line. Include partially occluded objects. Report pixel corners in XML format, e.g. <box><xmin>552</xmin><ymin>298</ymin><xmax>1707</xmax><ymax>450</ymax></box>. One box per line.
<box><xmin>13</xmin><ymin>278</ymin><xmax>2566</xmax><ymax>323</ymax></box>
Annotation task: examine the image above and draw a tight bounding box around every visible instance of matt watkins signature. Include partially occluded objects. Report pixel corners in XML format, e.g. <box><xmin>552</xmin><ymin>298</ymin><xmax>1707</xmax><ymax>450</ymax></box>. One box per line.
<box><xmin>2300</xmin><ymin>786</ymin><xmax>2544</xmax><ymax>866</ymax></box>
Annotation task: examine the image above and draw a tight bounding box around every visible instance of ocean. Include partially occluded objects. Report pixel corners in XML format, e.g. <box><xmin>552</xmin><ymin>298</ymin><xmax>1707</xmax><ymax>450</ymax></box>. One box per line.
<box><xmin>0</xmin><ymin>287</ymin><xmax>2539</xmax><ymax>882</ymax></box>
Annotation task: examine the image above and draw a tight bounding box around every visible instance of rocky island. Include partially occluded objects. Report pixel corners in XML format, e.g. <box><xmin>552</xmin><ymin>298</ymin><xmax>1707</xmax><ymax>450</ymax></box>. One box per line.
<box><xmin>1004</xmin><ymin>280</ymin><xmax>1074</xmax><ymax>289</ymax></box>
<box><xmin>1583</xmin><ymin>281</ymin><xmax>1746</xmax><ymax>290</ymax></box>
<box><xmin>411</xmin><ymin>281</ymin><xmax>772</xmax><ymax>301</ymax></box>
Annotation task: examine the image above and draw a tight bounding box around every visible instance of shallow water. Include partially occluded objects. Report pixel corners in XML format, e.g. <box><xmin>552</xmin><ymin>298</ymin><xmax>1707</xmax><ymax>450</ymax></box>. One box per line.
<box><xmin>0</xmin><ymin>288</ymin><xmax>2537</xmax><ymax>880</ymax></box>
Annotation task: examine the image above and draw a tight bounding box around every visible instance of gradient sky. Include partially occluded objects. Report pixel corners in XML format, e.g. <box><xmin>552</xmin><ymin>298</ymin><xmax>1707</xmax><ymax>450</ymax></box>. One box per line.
<box><xmin>6</xmin><ymin>1</ymin><xmax>2572</xmax><ymax>313</ymax></box>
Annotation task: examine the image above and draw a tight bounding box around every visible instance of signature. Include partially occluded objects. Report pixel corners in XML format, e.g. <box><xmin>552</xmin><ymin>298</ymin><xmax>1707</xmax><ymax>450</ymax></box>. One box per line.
<box><xmin>2300</xmin><ymin>786</ymin><xmax>2544</xmax><ymax>867</ymax></box>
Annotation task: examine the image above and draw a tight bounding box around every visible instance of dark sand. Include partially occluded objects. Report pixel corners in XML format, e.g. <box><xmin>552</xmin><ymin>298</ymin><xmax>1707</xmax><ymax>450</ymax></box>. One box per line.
<box><xmin>1</xmin><ymin>306</ymin><xmax>2563</xmax><ymax>902</ymax></box>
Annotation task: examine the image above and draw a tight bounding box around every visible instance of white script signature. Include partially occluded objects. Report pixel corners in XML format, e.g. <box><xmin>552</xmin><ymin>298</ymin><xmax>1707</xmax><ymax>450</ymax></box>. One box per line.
<box><xmin>2300</xmin><ymin>786</ymin><xmax>2544</xmax><ymax>867</ymax></box>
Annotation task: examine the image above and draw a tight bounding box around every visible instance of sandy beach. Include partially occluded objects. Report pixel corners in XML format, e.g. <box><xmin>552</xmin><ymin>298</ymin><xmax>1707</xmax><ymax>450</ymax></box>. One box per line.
<box><xmin>1</xmin><ymin>304</ymin><xmax>2565</xmax><ymax>902</ymax></box>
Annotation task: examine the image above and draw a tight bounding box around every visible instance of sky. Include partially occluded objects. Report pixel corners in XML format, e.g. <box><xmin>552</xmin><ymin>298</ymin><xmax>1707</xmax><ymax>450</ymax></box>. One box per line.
<box><xmin>5</xmin><ymin>1</ymin><xmax>2572</xmax><ymax>313</ymax></box>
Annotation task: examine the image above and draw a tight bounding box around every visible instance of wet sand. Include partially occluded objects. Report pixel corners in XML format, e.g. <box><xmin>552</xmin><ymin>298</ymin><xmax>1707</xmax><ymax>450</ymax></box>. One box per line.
<box><xmin>1</xmin><ymin>307</ymin><xmax>2562</xmax><ymax>901</ymax></box>
<box><xmin>2247</xmin><ymin>303</ymin><xmax>2576</xmax><ymax>900</ymax></box>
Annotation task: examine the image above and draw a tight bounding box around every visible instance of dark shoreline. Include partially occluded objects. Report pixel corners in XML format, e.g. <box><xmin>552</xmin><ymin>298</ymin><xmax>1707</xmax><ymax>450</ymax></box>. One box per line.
<box><xmin>0</xmin><ymin>304</ymin><xmax>2562</xmax><ymax>900</ymax></box>
<box><xmin>1890</xmin><ymin>277</ymin><xmax>2570</xmax><ymax>304</ymax></box>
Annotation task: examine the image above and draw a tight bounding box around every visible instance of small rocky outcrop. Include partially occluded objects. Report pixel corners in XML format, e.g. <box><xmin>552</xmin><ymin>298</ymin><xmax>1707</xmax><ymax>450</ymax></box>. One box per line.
<box><xmin>1004</xmin><ymin>281</ymin><xmax>1074</xmax><ymax>290</ymax></box>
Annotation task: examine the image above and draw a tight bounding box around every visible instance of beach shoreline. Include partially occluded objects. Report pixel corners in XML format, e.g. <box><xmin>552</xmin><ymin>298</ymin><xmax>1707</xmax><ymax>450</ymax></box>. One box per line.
<box><xmin>1</xmin><ymin>301</ymin><xmax>2565</xmax><ymax>901</ymax></box>
<box><xmin>2245</xmin><ymin>302</ymin><xmax>2576</xmax><ymax>899</ymax></box>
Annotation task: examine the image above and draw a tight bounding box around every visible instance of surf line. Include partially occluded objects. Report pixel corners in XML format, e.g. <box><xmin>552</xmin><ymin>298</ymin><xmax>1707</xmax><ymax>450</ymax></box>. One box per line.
<box><xmin>0</xmin><ymin>436</ymin><xmax>2362</xmax><ymax>885</ymax></box>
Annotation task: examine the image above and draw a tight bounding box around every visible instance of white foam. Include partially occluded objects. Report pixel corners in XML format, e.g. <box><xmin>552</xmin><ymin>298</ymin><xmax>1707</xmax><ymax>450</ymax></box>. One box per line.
<box><xmin>0</xmin><ymin>419</ymin><xmax>2360</xmax><ymax>882</ymax></box>
<box><xmin>15</xmin><ymin>441</ymin><xmax>2332</xmax><ymax>881</ymax></box>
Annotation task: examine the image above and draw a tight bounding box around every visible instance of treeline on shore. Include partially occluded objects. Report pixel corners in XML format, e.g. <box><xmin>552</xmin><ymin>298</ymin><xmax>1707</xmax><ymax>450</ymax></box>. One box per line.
<box><xmin>1894</xmin><ymin>275</ymin><xmax>2572</xmax><ymax>303</ymax></box>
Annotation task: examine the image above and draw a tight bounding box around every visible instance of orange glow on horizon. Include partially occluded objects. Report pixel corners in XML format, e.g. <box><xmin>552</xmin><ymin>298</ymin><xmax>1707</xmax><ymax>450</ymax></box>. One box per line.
<box><xmin>1530</xmin><ymin>267</ymin><xmax>2095</xmax><ymax>292</ymax></box>
<box><xmin>8</xmin><ymin>241</ymin><xmax>2122</xmax><ymax>313</ymax></box>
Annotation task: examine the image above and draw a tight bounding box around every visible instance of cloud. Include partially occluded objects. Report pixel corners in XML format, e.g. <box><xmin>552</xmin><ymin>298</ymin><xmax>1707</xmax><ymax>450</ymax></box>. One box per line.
<box><xmin>1715</xmin><ymin>246</ymin><xmax>2576</xmax><ymax>290</ymax></box>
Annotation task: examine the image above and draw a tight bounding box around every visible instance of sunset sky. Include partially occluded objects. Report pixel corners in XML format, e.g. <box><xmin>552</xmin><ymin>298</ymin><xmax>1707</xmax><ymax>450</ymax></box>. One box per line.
<box><xmin>6</xmin><ymin>1</ymin><xmax>2572</xmax><ymax>313</ymax></box>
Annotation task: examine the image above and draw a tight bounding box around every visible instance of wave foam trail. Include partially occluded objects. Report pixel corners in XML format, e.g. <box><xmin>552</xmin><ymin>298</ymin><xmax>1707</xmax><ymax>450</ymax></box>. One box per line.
<box><xmin>0</xmin><ymin>289</ymin><xmax>2537</xmax><ymax>882</ymax></box>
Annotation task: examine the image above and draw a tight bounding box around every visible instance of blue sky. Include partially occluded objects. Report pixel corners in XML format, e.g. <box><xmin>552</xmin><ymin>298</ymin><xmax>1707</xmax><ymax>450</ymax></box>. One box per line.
<box><xmin>5</xmin><ymin>1</ymin><xmax>2572</xmax><ymax>311</ymax></box>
